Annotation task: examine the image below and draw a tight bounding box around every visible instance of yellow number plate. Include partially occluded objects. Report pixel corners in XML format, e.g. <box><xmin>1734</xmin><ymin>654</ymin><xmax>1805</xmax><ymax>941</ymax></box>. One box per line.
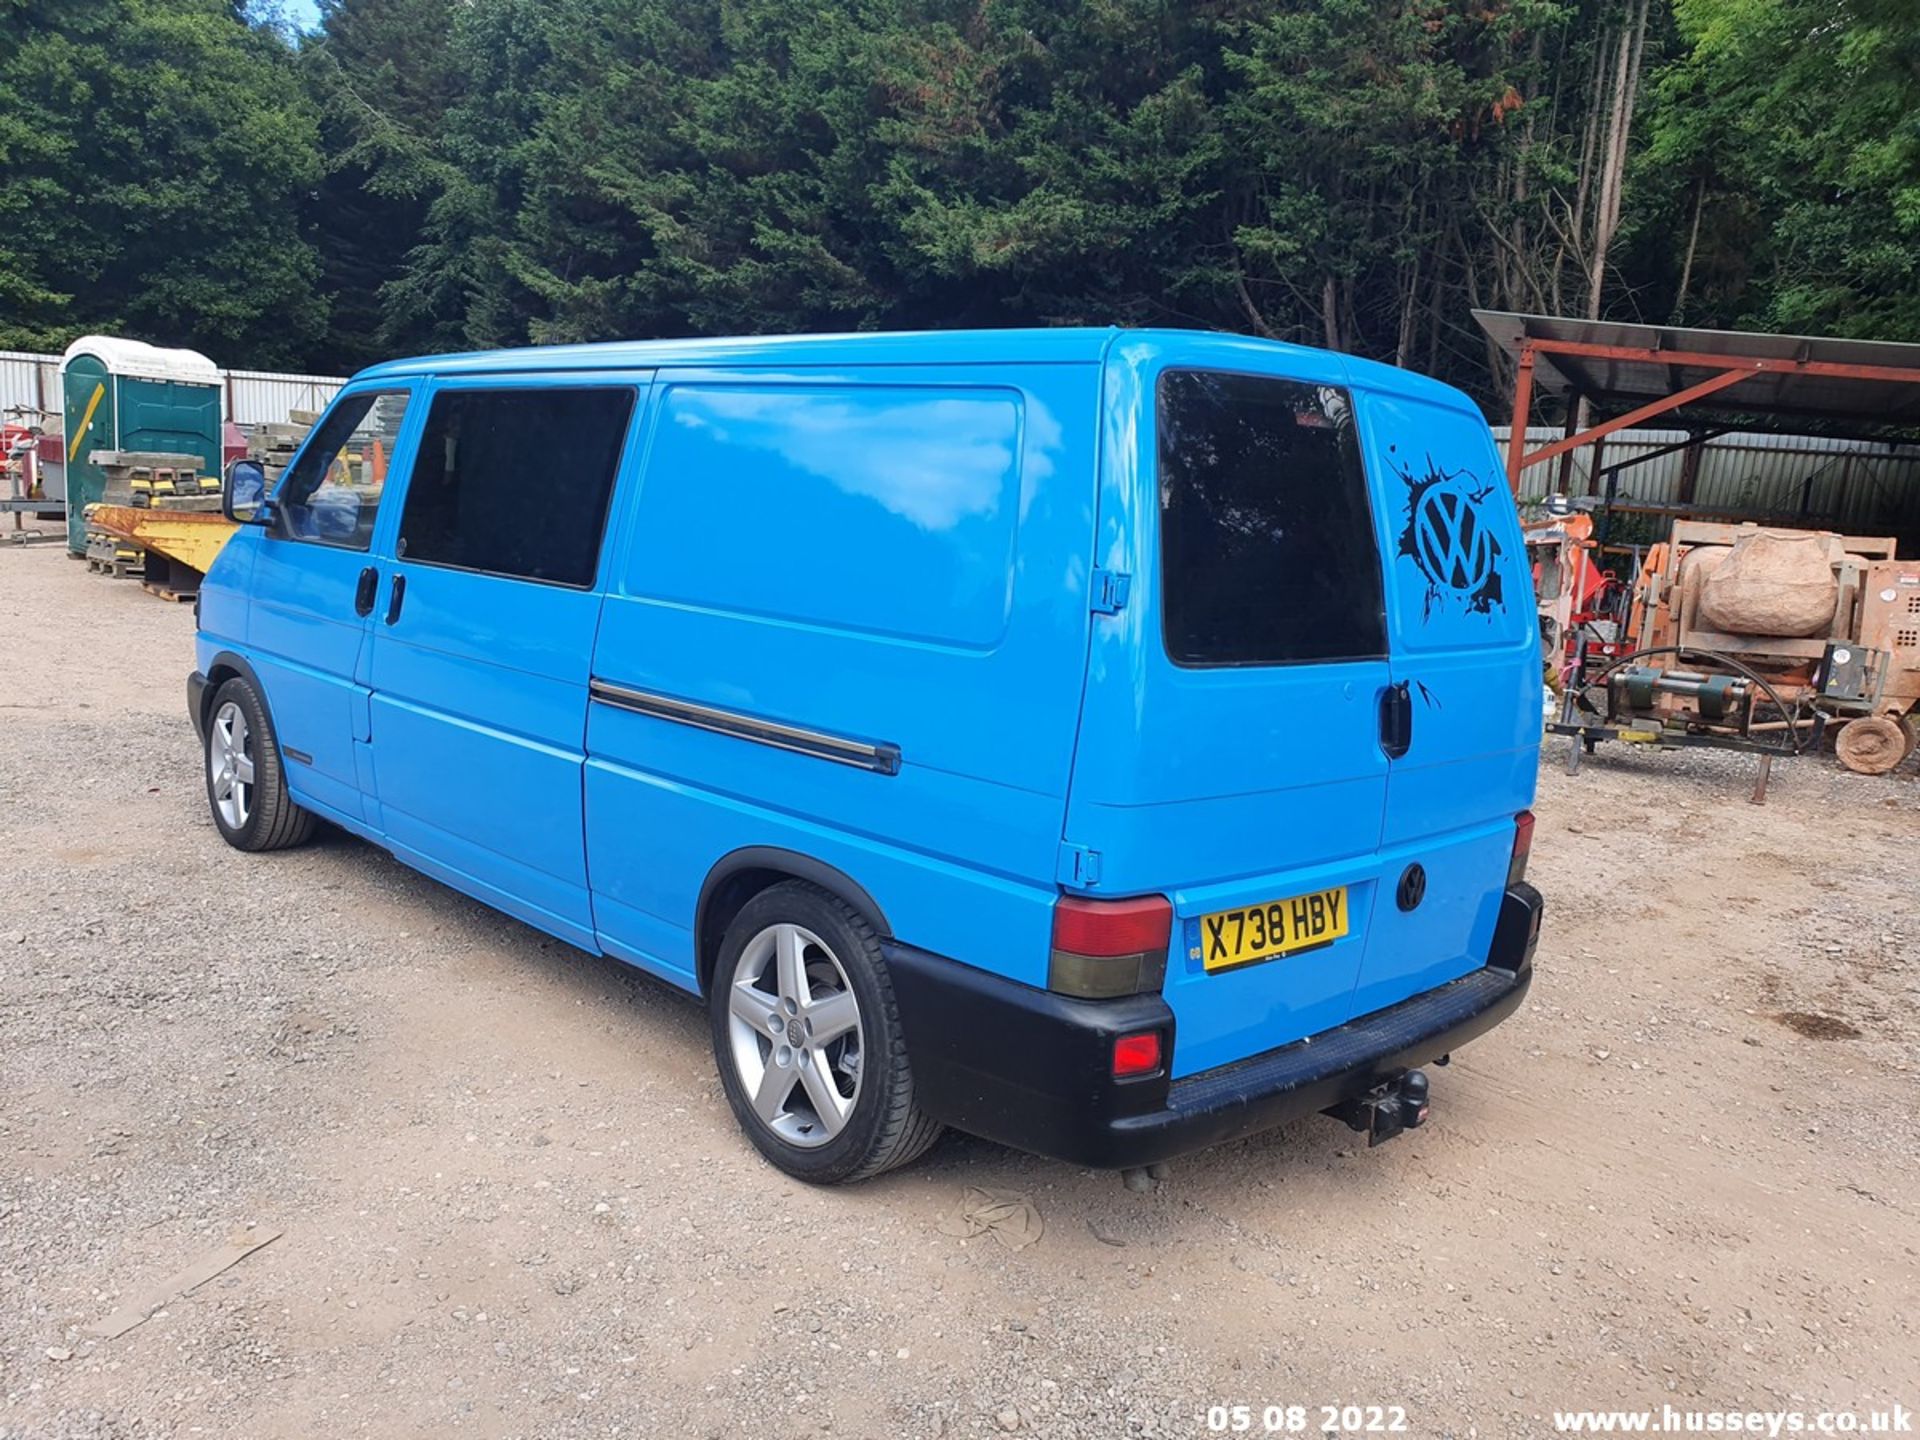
<box><xmin>1201</xmin><ymin>886</ymin><xmax>1349</xmax><ymax>972</ymax></box>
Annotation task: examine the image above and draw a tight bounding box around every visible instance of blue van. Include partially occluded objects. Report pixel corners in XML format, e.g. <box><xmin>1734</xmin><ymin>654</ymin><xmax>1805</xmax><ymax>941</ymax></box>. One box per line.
<box><xmin>190</xmin><ymin>329</ymin><xmax>1542</xmax><ymax>1183</ymax></box>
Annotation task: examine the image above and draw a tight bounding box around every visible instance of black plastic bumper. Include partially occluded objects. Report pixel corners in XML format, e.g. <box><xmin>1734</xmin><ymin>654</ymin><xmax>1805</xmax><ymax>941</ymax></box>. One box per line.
<box><xmin>885</xmin><ymin>882</ymin><xmax>1541</xmax><ymax>1169</ymax></box>
<box><xmin>187</xmin><ymin>670</ymin><xmax>210</xmax><ymax>741</ymax></box>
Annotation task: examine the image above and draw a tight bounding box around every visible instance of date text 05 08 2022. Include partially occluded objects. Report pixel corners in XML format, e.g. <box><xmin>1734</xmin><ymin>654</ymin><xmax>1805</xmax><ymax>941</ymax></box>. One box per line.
<box><xmin>1204</xmin><ymin>1404</ymin><xmax>1409</xmax><ymax>1435</ymax></box>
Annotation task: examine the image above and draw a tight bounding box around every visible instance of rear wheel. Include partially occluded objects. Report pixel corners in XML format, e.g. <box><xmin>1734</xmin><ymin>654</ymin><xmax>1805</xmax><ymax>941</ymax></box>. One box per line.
<box><xmin>708</xmin><ymin>880</ymin><xmax>941</xmax><ymax>1183</ymax></box>
<box><xmin>204</xmin><ymin>677</ymin><xmax>318</xmax><ymax>851</ymax></box>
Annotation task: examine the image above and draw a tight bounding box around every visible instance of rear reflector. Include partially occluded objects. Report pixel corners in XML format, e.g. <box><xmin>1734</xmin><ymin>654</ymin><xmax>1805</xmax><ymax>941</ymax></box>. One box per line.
<box><xmin>1508</xmin><ymin>809</ymin><xmax>1535</xmax><ymax>887</ymax></box>
<box><xmin>1111</xmin><ymin>1031</ymin><xmax>1163</xmax><ymax>1079</ymax></box>
<box><xmin>1049</xmin><ymin>894</ymin><xmax>1173</xmax><ymax>999</ymax></box>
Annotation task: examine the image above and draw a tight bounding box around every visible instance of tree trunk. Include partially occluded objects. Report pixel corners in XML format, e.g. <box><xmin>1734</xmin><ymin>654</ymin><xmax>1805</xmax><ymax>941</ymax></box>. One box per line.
<box><xmin>1673</xmin><ymin>173</ymin><xmax>1706</xmax><ymax>321</ymax></box>
<box><xmin>1397</xmin><ymin>246</ymin><xmax>1420</xmax><ymax>368</ymax></box>
<box><xmin>1572</xmin><ymin>27</ymin><xmax>1610</xmax><ymax>241</ymax></box>
<box><xmin>1587</xmin><ymin>0</ymin><xmax>1650</xmax><ymax>319</ymax></box>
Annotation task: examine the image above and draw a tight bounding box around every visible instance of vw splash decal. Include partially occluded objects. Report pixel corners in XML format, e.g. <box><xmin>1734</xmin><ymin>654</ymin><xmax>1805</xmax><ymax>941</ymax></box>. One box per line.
<box><xmin>1395</xmin><ymin>459</ymin><xmax>1506</xmax><ymax>618</ymax></box>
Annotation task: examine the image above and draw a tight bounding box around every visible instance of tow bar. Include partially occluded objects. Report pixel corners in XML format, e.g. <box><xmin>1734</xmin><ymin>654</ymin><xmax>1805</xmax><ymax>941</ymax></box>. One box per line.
<box><xmin>1325</xmin><ymin>1069</ymin><xmax>1431</xmax><ymax>1147</ymax></box>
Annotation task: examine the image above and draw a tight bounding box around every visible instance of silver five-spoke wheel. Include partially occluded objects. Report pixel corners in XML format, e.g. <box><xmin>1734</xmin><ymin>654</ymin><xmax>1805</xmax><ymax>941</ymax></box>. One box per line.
<box><xmin>208</xmin><ymin>699</ymin><xmax>256</xmax><ymax>831</ymax></box>
<box><xmin>725</xmin><ymin>922</ymin><xmax>864</xmax><ymax>1147</ymax></box>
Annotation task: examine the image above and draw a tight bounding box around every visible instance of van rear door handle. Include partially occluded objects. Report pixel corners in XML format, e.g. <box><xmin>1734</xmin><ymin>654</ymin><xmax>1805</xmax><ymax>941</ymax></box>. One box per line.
<box><xmin>354</xmin><ymin>566</ymin><xmax>378</xmax><ymax>617</ymax></box>
<box><xmin>384</xmin><ymin>573</ymin><xmax>407</xmax><ymax>626</ymax></box>
<box><xmin>1379</xmin><ymin>680</ymin><xmax>1412</xmax><ymax>760</ymax></box>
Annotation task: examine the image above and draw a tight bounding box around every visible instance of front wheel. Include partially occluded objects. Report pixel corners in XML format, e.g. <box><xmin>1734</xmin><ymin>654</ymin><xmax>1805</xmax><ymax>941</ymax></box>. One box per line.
<box><xmin>204</xmin><ymin>676</ymin><xmax>318</xmax><ymax>851</ymax></box>
<box><xmin>709</xmin><ymin>880</ymin><xmax>941</xmax><ymax>1183</ymax></box>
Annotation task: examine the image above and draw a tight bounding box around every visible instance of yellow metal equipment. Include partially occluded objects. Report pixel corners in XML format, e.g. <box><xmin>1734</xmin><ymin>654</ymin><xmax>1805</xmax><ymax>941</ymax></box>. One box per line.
<box><xmin>85</xmin><ymin>504</ymin><xmax>237</xmax><ymax>601</ymax></box>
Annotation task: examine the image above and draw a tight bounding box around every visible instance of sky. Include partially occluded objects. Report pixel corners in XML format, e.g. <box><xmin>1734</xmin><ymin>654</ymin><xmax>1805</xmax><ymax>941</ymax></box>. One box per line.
<box><xmin>248</xmin><ymin>0</ymin><xmax>322</xmax><ymax>33</ymax></box>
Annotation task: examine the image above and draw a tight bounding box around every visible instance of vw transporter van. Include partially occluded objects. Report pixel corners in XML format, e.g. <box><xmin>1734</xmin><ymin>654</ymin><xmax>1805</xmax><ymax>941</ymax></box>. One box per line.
<box><xmin>190</xmin><ymin>328</ymin><xmax>1543</xmax><ymax>1183</ymax></box>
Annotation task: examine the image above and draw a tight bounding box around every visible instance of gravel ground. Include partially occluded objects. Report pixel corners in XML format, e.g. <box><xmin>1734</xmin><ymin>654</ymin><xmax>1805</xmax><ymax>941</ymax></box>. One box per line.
<box><xmin>2</xmin><ymin>537</ymin><xmax>1917</xmax><ymax>1440</ymax></box>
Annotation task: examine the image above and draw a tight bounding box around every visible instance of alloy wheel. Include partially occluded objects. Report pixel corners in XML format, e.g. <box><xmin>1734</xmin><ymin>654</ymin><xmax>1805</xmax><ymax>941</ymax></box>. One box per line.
<box><xmin>209</xmin><ymin>700</ymin><xmax>255</xmax><ymax>831</ymax></box>
<box><xmin>725</xmin><ymin>922</ymin><xmax>864</xmax><ymax>1147</ymax></box>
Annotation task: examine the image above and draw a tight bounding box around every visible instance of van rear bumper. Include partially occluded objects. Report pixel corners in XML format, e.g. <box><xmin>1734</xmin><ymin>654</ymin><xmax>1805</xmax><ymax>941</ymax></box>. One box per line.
<box><xmin>883</xmin><ymin>882</ymin><xmax>1540</xmax><ymax>1169</ymax></box>
<box><xmin>188</xmin><ymin>670</ymin><xmax>210</xmax><ymax>741</ymax></box>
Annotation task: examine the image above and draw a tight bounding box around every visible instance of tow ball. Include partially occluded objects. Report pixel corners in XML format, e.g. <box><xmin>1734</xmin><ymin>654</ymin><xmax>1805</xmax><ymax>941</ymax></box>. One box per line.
<box><xmin>1325</xmin><ymin>1069</ymin><xmax>1431</xmax><ymax>1147</ymax></box>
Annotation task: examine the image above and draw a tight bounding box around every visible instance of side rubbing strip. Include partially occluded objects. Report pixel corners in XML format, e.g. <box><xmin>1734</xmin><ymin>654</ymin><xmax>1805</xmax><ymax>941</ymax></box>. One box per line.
<box><xmin>589</xmin><ymin>680</ymin><xmax>902</xmax><ymax>776</ymax></box>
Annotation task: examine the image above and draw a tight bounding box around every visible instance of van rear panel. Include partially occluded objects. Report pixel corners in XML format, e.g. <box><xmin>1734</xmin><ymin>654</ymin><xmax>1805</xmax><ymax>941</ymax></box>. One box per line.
<box><xmin>1067</xmin><ymin>335</ymin><xmax>1539</xmax><ymax>1080</ymax></box>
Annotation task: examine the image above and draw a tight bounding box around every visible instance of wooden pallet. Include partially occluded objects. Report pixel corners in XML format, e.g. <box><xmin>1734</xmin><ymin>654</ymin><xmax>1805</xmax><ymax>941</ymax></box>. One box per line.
<box><xmin>85</xmin><ymin>529</ymin><xmax>146</xmax><ymax>579</ymax></box>
<box><xmin>139</xmin><ymin>549</ymin><xmax>205</xmax><ymax>603</ymax></box>
<box><xmin>85</xmin><ymin>553</ymin><xmax>145</xmax><ymax>579</ymax></box>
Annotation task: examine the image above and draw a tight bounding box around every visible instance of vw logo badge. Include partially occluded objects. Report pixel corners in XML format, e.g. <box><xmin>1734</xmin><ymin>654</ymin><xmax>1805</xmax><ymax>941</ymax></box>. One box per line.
<box><xmin>1396</xmin><ymin>863</ymin><xmax>1427</xmax><ymax>912</ymax></box>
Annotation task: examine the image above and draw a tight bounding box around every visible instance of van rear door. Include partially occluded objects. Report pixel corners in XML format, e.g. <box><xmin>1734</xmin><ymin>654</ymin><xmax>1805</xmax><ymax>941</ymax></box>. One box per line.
<box><xmin>1064</xmin><ymin>337</ymin><xmax>1394</xmax><ymax>1077</ymax></box>
<box><xmin>1348</xmin><ymin>379</ymin><xmax>1539</xmax><ymax>1015</ymax></box>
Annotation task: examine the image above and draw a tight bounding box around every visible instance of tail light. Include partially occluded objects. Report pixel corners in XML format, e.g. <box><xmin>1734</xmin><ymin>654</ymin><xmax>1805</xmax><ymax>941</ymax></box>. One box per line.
<box><xmin>1508</xmin><ymin>809</ymin><xmax>1535</xmax><ymax>887</ymax></box>
<box><xmin>1111</xmin><ymin>1030</ymin><xmax>1164</xmax><ymax>1079</ymax></box>
<box><xmin>1049</xmin><ymin>894</ymin><xmax>1172</xmax><ymax>999</ymax></box>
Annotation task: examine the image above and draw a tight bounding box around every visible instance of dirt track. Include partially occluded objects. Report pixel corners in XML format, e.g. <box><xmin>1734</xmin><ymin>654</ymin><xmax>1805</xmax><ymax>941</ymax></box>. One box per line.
<box><xmin>2</xmin><ymin>537</ymin><xmax>1917</xmax><ymax>1439</ymax></box>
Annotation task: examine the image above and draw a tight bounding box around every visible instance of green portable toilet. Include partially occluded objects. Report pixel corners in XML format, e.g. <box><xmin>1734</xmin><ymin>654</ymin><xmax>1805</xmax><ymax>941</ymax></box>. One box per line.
<box><xmin>60</xmin><ymin>336</ymin><xmax>224</xmax><ymax>555</ymax></box>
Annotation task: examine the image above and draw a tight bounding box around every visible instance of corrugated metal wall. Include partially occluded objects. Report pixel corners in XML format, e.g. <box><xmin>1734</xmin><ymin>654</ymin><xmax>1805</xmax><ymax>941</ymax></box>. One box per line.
<box><xmin>0</xmin><ymin>350</ymin><xmax>62</xmax><ymax>420</ymax></box>
<box><xmin>222</xmin><ymin>369</ymin><xmax>346</xmax><ymax>425</ymax></box>
<box><xmin>0</xmin><ymin>350</ymin><xmax>347</xmax><ymax>429</ymax></box>
<box><xmin>1494</xmin><ymin>425</ymin><xmax>1920</xmax><ymax>539</ymax></box>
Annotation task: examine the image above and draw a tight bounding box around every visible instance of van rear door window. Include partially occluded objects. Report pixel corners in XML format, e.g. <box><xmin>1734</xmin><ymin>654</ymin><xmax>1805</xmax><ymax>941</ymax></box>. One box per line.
<box><xmin>1157</xmin><ymin>369</ymin><xmax>1386</xmax><ymax>667</ymax></box>
<box><xmin>398</xmin><ymin>387</ymin><xmax>634</xmax><ymax>587</ymax></box>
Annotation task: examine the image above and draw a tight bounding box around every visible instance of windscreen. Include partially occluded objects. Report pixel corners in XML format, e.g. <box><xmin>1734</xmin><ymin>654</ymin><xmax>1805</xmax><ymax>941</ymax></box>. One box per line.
<box><xmin>1158</xmin><ymin>369</ymin><xmax>1386</xmax><ymax>666</ymax></box>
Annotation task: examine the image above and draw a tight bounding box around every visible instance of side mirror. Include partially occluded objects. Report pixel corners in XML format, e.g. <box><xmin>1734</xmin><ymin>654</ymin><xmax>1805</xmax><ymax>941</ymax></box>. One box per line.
<box><xmin>224</xmin><ymin>459</ymin><xmax>271</xmax><ymax>525</ymax></box>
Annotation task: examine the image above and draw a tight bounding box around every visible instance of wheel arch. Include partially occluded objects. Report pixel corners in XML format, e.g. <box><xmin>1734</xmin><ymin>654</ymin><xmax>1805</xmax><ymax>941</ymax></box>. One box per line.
<box><xmin>199</xmin><ymin>649</ymin><xmax>271</xmax><ymax>737</ymax></box>
<box><xmin>695</xmin><ymin>847</ymin><xmax>891</xmax><ymax>994</ymax></box>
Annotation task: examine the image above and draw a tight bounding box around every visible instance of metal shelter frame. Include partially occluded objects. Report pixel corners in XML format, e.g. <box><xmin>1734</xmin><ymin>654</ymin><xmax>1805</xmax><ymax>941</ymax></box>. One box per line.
<box><xmin>1473</xmin><ymin>312</ymin><xmax>1920</xmax><ymax>498</ymax></box>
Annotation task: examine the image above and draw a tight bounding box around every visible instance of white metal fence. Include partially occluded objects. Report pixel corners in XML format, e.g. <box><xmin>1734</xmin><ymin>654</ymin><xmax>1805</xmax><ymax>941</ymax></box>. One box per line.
<box><xmin>0</xmin><ymin>349</ymin><xmax>347</xmax><ymax>428</ymax></box>
<box><xmin>222</xmin><ymin>369</ymin><xmax>349</xmax><ymax>425</ymax></box>
<box><xmin>0</xmin><ymin>350</ymin><xmax>61</xmax><ymax>419</ymax></box>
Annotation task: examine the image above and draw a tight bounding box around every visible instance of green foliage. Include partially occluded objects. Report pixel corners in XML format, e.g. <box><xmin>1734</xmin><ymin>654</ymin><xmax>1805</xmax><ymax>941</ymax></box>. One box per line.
<box><xmin>300</xmin><ymin>0</ymin><xmax>461</xmax><ymax>368</ymax></box>
<box><xmin>0</xmin><ymin>0</ymin><xmax>324</xmax><ymax>363</ymax></box>
<box><xmin>0</xmin><ymin>0</ymin><xmax>1914</xmax><ymax>394</ymax></box>
<box><xmin>1640</xmin><ymin>0</ymin><xmax>1920</xmax><ymax>338</ymax></box>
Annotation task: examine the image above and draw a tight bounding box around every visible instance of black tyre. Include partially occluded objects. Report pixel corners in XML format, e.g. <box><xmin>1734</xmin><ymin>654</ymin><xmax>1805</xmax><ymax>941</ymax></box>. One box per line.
<box><xmin>203</xmin><ymin>676</ymin><xmax>318</xmax><ymax>852</ymax></box>
<box><xmin>709</xmin><ymin>880</ymin><xmax>942</xmax><ymax>1184</ymax></box>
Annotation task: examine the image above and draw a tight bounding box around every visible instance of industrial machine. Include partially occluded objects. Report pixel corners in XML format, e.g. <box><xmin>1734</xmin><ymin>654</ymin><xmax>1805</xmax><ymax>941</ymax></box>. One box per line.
<box><xmin>1548</xmin><ymin>520</ymin><xmax>1920</xmax><ymax>787</ymax></box>
<box><xmin>1524</xmin><ymin>507</ymin><xmax>1633</xmax><ymax>676</ymax></box>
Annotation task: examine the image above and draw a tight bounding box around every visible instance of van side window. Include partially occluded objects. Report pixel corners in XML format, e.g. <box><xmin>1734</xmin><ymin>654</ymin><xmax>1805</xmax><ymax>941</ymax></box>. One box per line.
<box><xmin>276</xmin><ymin>390</ymin><xmax>410</xmax><ymax>552</ymax></box>
<box><xmin>398</xmin><ymin>387</ymin><xmax>634</xmax><ymax>587</ymax></box>
<box><xmin>1158</xmin><ymin>370</ymin><xmax>1386</xmax><ymax>667</ymax></box>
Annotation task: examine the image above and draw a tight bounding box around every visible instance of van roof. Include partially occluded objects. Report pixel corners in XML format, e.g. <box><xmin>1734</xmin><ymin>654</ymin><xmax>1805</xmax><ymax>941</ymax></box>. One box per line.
<box><xmin>351</xmin><ymin>326</ymin><xmax>1483</xmax><ymax>416</ymax></box>
<box><xmin>355</xmin><ymin>327</ymin><xmax>1127</xmax><ymax>381</ymax></box>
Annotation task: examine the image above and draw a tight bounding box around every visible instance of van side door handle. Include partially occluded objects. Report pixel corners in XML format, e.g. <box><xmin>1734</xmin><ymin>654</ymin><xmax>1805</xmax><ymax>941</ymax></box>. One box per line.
<box><xmin>354</xmin><ymin>566</ymin><xmax>378</xmax><ymax>617</ymax></box>
<box><xmin>1379</xmin><ymin>680</ymin><xmax>1412</xmax><ymax>760</ymax></box>
<box><xmin>384</xmin><ymin>573</ymin><xmax>407</xmax><ymax>626</ymax></box>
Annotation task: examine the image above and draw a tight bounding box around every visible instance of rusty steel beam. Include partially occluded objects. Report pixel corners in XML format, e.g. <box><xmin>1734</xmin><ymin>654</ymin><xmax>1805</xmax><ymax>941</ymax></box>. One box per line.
<box><xmin>1523</xmin><ymin>336</ymin><xmax>1920</xmax><ymax>387</ymax></box>
<box><xmin>1516</xmin><ymin>367</ymin><xmax>1753</xmax><ymax>473</ymax></box>
<box><xmin>1504</xmin><ymin>344</ymin><xmax>1537</xmax><ymax>491</ymax></box>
